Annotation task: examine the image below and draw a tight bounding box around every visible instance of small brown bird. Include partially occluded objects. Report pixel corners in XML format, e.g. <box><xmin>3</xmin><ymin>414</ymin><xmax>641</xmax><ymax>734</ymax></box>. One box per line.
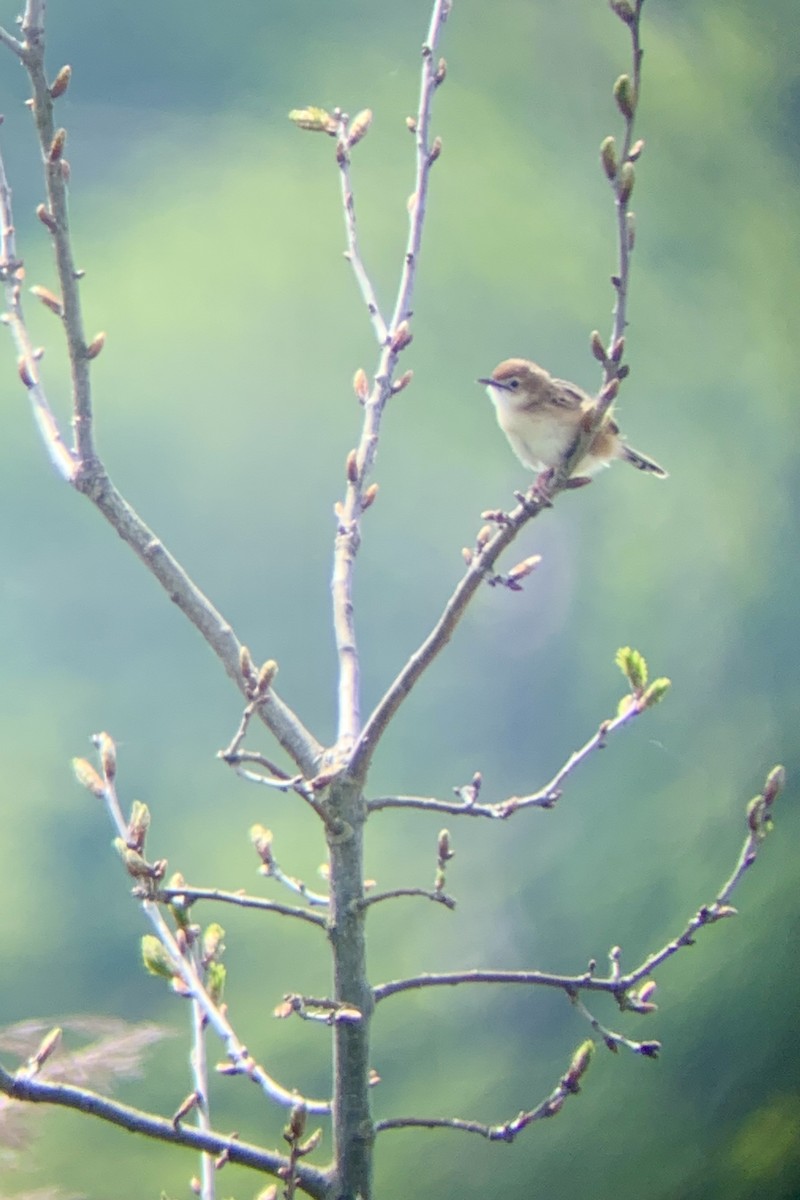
<box><xmin>479</xmin><ymin>358</ymin><xmax>667</xmax><ymax>479</ymax></box>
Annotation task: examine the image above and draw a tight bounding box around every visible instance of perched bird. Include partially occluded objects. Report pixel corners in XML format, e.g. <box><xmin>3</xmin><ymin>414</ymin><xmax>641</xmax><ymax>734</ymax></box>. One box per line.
<box><xmin>479</xmin><ymin>357</ymin><xmax>667</xmax><ymax>480</ymax></box>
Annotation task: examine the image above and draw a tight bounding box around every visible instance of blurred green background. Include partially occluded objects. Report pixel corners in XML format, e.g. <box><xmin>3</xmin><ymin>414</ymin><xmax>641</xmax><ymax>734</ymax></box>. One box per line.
<box><xmin>0</xmin><ymin>0</ymin><xmax>798</xmax><ymax>1197</ymax></box>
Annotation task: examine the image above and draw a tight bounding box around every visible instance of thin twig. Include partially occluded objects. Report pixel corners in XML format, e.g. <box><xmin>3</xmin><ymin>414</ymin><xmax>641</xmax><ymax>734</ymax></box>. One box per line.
<box><xmin>359</xmin><ymin>887</ymin><xmax>456</xmax><ymax>912</ymax></box>
<box><xmin>374</xmin><ymin>1039</ymin><xmax>591</xmax><ymax>1141</ymax></box>
<box><xmin>0</xmin><ymin>14</ymin><xmax>323</xmax><ymax>775</ymax></box>
<box><xmin>0</xmin><ymin>1061</ymin><xmax>330</xmax><ymax>1199</ymax></box>
<box><xmin>91</xmin><ymin>754</ymin><xmax>331</xmax><ymax>1115</ymax></box>
<box><xmin>330</xmin><ymin>0</ymin><xmax>452</xmax><ymax>757</ymax></box>
<box><xmin>158</xmin><ymin>885</ymin><xmax>328</xmax><ymax>929</ymax></box>
<box><xmin>188</xmin><ymin>962</ymin><xmax>215</xmax><ymax>1200</ymax></box>
<box><xmin>373</xmin><ymin>798</ymin><xmax>773</xmax><ymax>1006</ymax></box>
<box><xmin>368</xmin><ymin>700</ymin><xmax>645</xmax><ymax>816</ymax></box>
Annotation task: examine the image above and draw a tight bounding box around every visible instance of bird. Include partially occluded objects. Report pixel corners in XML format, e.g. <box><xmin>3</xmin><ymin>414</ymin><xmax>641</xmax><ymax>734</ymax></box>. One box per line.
<box><xmin>478</xmin><ymin>357</ymin><xmax>667</xmax><ymax>481</ymax></box>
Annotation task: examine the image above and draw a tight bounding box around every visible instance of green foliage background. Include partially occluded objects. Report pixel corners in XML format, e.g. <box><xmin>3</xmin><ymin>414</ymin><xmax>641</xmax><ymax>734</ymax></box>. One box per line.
<box><xmin>0</xmin><ymin>1</ymin><xmax>798</xmax><ymax>1197</ymax></box>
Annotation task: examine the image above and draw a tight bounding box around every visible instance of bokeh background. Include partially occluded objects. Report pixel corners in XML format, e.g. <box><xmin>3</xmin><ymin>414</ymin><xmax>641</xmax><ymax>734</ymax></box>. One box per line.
<box><xmin>0</xmin><ymin>0</ymin><xmax>798</xmax><ymax>1197</ymax></box>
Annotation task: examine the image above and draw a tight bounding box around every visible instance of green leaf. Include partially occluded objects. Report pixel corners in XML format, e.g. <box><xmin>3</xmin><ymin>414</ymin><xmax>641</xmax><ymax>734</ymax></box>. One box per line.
<box><xmin>642</xmin><ymin>677</ymin><xmax>671</xmax><ymax>707</ymax></box>
<box><xmin>615</xmin><ymin>646</ymin><xmax>648</xmax><ymax>691</ymax></box>
<box><xmin>288</xmin><ymin>106</ymin><xmax>338</xmax><ymax>135</ymax></box>
<box><xmin>206</xmin><ymin>960</ymin><xmax>226</xmax><ymax>1005</ymax></box>
<box><xmin>141</xmin><ymin>935</ymin><xmax>175</xmax><ymax>979</ymax></box>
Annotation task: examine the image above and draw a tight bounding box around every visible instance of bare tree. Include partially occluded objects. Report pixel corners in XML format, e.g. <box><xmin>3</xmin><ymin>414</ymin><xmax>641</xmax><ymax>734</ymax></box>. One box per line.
<box><xmin>0</xmin><ymin>3</ymin><xmax>784</xmax><ymax>1199</ymax></box>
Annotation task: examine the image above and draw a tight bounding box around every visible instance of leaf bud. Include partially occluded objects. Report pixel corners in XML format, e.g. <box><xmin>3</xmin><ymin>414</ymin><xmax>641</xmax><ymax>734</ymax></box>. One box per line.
<box><xmin>298</xmin><ymin>1128</ymin><xmax>323</xmax><ymax>1156</ymax></box>
<box><xmin>613</xmin><ymin>74</ymin><xmax>636</xmax><ymax>120</ymax></box>
<box><xmin>92</xmin><ymin>730</ymin><xmax>117</xmax><ymax>781</ymax></box>
<box><xmin>127</xmin><ymin>800</ymin><xmax>151</xmax><ymax>851</ymax></box>
<box><xmin>599</xmin><ymin>376</ymin><xmax>620</xmax><ymax>405</ymax></box>
<box><xmin>347</xmin><ymin>108</ymin><xmax>373</xmax><ymax>148</ymax></box>
<box><xmin>590</xmin><ymin>330</ymin><xmax>608</xmax><ymax>364</ymax></box>
<box><xmin>610</xmin><ymin>0</ymin><xmax>636</xmax><ymax>24</ymax></box>
<box><xmin>434</xmin><ymin>57</ymin><xmax>447</xmax><ymax>85</ymax></box>
<box><xmin>361</xmin><ymin>482</ymin><xmax>379</xmax><ymax>511</ymax></box>
<box><xmin>390</xmin><ymin>320</ymin><xmax>412</xmax><ymax>352</ymax></box>
<box><xmin>405</xmin><ymin>116</ymin><xmax>417</xmax><ymax>133</ymax></box>
<box><xmin>206</xmin><ymin>960</ymin><xmax>226</xmax><ymax>1005</ymax></box>
<box><xmin>628</xmin><ymin>138</ymin><xmax>645</xmax><ymax>161</ymax></box>
<box><xmin>615</xmin><ymin>646</ymin><xmax>648</xmax><ymax>692</ymax></box>
<box><xmin>391</xmin><ymin>368</ymin><xmax>413</xmax><ymax>395</ymax></box>
<box><xmin>29</xmin><ymin>284</ymin><xmax>63</xmax><ymax>316</ymax></box>
<box><xmin>428</xmin><ymin>136</ymin><xmax>442</xmax><ymax>164</ymax></box>
<box><xmin>600</xmin><ymin>135</ymin><xmax>618</xmax><ymax>180</ymax></box>
<box><xmin>353</xmin><ymin>367</ymin><xmax>369</xmax><ymax>402</ymax></box>
<box><xmin>617</xmin><ymin>161</ymin><xmax>635</xmax><ymax>204</ymax></box>
<box><xmin>346</xmin><ymin>449</ymin><xmax>358</xmax><ymax>483</ymax></box>
<box><xmin>32</xmin><ymin>1026</ymin><xmax>62</xmax><ymax>1068</ymax></box>
<box><xmin>256</xmin><ymin>658</ymin><xmax>278</xmax><ymax>695</ymax></box>
<box><xmin>507</xmin><ymin>554</ymin><xmax>542</xmax><ymax>583</ymax></box>
<box><xmin>36</xmin><ymin>203</ymin><xmax>58</xmax><ymax>233</ymax></box>
<box><xmin>17</xmin><ymin>357</ymin><xmax>34</xmax><ymax>388</ymax></box>
<box><xmin>288</xmin><ymin>106</ymin><xmax>338</xmax><ymax>135</ymax></box>
<box><xmin>762</xmin><ymin>764</ymin><xmax>785</xmax><ymax>808</ymax></box>
<box><xmin>239</xmin><ymin>644</ymin><xmax>256</xmax><ymax>685</ymax></box>
<box><xmin>250</xmin><ymin>824</ymin><xmax>274</xmax><ymax>868</ymax></box>
<box><xmin>141</xmin><ymin>934</ymin><xmax>176</xmax><ymax>979</ymax></box>
<box><xmin>47</xmin><ymin>128</ymin><xmax>67</xmax><ymax>162</ymax></box>
<box><xmin>288</xmin><ymin>1103</ymin><xmax>307</xmax><ymax>1141</ymax></box>
<box><xmin>202</xmin><ymin>922</ymin><xmax>225</xmax><ymax>963</ymax></box>
<box><xmin>641</xmin><ymin>677</ymin><xmax>671</xmax><ymax>708</ymax></box>
<box><xmin>72</xmin><ymin>756</ymin><xmax>106</xmax><ymax>798</ymax></box>
<box><xmin>85</xmin><ymin>331</ymin><xmax>106</xmax><ymax>360</ymax></box>
<box><xmin>49</xmin><ymin>65</ymin><xmax>72</xmax><ymax>99</ymax></box>
<box><xmin>564</xmin><ymin>1039</ymin><xmax>595</xmax><ymax>1091</ymax></box>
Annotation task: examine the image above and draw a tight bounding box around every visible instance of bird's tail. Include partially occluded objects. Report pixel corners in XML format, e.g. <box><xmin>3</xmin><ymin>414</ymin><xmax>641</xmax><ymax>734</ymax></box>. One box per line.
<box><xmin>621</xmin><ymin>443</ymin><xmax>668</xmax><ymax>478</ymax></box>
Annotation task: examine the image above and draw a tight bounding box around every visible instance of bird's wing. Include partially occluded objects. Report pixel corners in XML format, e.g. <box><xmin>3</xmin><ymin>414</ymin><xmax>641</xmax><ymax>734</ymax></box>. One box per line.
<box><xmin>550</xmin><ymin>379</ymin><xmax>585</xmax><ymax>409</ymax></box>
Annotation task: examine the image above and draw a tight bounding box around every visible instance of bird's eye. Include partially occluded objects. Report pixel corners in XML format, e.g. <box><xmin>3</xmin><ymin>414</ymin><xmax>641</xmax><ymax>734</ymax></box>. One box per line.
<box><xmin>508</xmin><ymin>378</ymin><xmax>520</xmax><ymax>389</ymax></box>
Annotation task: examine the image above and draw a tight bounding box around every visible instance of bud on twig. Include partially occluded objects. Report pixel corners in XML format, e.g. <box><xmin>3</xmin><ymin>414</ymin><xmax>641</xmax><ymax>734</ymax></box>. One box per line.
<box><xmin>347</xmin><ymin>109</ymin><xmax>373</xmax><ymax>148</ymax></box>
<box><xmin>346</xmin><ymin>449</ymin><xmax>358</xmax><ymax>484</ymax></box>
<box><xmin>256</xmin><ymin>658</ymin><xmax>278</xmax><ymax>695</ymax></box>
<box><xmin>361</xmin><ymin>483</ymin><xmax>379</xmax><ymax>511</ymax></box>
<box><xmin>29</xmin><ymin>285</ymin><xmax>63</xmax><ymax>317</ymax></box>
<box><xmin>36</xmin><ymin>203</ymin><xmax>57</xmax><ymax>233</ymax></box>
<box><xmin>391</xmin><ymin>369</ymin><xmax>413</xmax><ymax>395</ymax></box>
<box><xmin>92</xmin><ymin>730</ymin><xmax>117</xmax><ymax>781</ymax></box>
<box><xmin>434</xmin><ymin>57</ymin><xmax>447</xmax><ymax>85</ymax></box>
<box><xmin>353</xmin><ymin>367</ymin><xmax>369</xmax><ymax>402</ymax></box>
<box><xmin>600</xmin><ymin>135</ymin><xmax>618</xmax><ymax>180</ymax></box>
<box><xmin>48</xmin><ymin>128</ymin><xmax>67</xmax><ymax>162</ymax></box>
<box><xmin>239</xmin><ymin>644</ymin><xmax>257</xmax><ymax>687</ymax></box>
<box><xmin>17</xmin><ymin>357</ymin><xmax>34</xmax><ymax>388</ymax></box>
<box><xmin>288</xmin><ymin>107</ymin><xmax>338</xmax><ymax>135</ymax></box>
<box><xmin>390</xmin><ymin>321</ymin><xmax>412</xmax><ymax>352</ymax></box>
<box><xmin>617</xmin><ymin>161</ymin><xmax>635</xmax><ymax>205</ymax></box>
<box><xmin>610</xmin><ymin>0</ymin><xmax>636</xmax><ymax>24</ymax></box>
<box><xmin>49</xmin><ymin>65</ymin><xmax>72</xmax><ymax>99</ymax></box>
<box><xmin>628</xmin><ymin>138</ymin><xmax>645</xmax><ymax>161</ymax></box>
<box><xmin>428</xmin><ymin>136</ymin><xmax>442</xmax><ymax>164</ymax></box>
<box><xmin>31</xmin><ymin>1026</ymin><xmax>62</xmax><ymax>1070</ymax></box>
<box><xmin>405</xmin><ymin>116</ymin><xmax>417</xmax><ymax>133</ymax></box>
<box><xmin>85</xmin><ymin>331</ymin><xmax>106</xmax><ymax>360</ymax></box>
<box><xmin>613</xmin><ymin>75</ymin><xmax>636</xmax><ymax>120</ymax></box>
<box><xmin>72</xmin><ymin>756</ymin><xmax>106</xmax><ymax>798</ymax></box>
<box><xmin>590</xmin><ymin>331</ymin><xmax>608</xmax><ymax>364</ymax></box>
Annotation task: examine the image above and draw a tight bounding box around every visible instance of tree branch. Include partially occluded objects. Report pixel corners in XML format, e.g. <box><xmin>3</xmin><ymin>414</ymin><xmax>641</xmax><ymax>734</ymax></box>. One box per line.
<box><xmin>368</xmin><ymin>691</ymin><xmax>652</xmax><ymax>816</ymax></box>
<box><xmin>0</xmin><ymin>1061</ymin><xmax>330</xmax><ymax>1199</ymax></box>
<box><xmin>374</xmin><ymin>771</ymin><xmax>780</xmax><ymax>1006</ymax></box>
<box><xmin>0</xmin><ymin>13</ymin><xmax>323</xmax><ymax>776</ymax></box>
<box><xmin>329</xmin><ymin>0</ymin><xmax>452</xmax><ymax>757</ymax></box>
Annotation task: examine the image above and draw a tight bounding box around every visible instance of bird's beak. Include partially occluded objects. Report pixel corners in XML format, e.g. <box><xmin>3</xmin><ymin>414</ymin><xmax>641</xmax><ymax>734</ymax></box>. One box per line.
<box><xmin>477</xmin><ymin>377</ymin><xmax>494</xmax><ymax>387</ymax></box>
